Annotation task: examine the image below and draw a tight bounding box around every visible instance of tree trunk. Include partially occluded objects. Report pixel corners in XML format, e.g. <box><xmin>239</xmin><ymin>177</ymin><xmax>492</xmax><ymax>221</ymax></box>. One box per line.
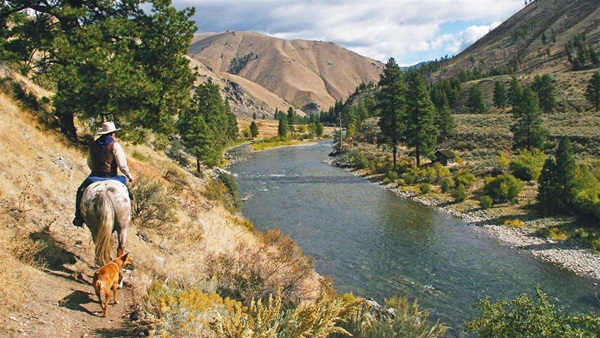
<box><xmin>56</xmin><ymin>112</ymin><xmax>78</xmax><ymax>140</ymax></box>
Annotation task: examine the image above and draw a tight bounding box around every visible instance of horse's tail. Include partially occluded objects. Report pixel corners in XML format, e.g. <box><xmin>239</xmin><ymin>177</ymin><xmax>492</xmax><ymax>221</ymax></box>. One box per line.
<box><xmin>95</xmin><ymin>189</ymin><xmax>115</xmax><ymax>266</ymax></box>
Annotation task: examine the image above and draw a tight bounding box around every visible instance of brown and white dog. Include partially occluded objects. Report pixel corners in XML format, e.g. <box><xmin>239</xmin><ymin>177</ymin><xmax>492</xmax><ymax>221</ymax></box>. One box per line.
<box><xmin>92</xmin><ymin>252</ymin><xmax>132</xmax><ymax>317</ymax></box>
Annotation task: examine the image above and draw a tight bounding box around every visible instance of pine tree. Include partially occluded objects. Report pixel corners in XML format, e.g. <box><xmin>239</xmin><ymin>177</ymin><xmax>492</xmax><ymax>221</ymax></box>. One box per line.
<box><xmin>537</xmin><ymin>138</ymin><xmax>577</xmax><ymax>215</ymax></box>
<box><xmin>532</xmin><ymin>74</ymin><xmax>557</xmax><ymax>114</ymax></box>
<box><xmin>511</xmin><ymin>87</ymin><xmax>548</xmax><ymax>150</ymax></box>
<box><xmin>554</xmin><ymin>138</ymin><xmax>577</xmax><ymax>208</ymax></box>
<box><xmin>1</xmin><ymin>0</ymin><xmax>196</xmax><ymax>139</ymax></box>
<box><xmin>537</xmin><ymin>157</ymin><xmax>559</xmax><ymax>215</ymax></box>
<box><xmin>467</xmin><ymin>85</ymin><xmax>487</xmax><ymax>114</ymax></box>
<box><xmin>250</xmin><ymin>121</ymin><xmax>259</xmax><ymax>138</ymax></box>
<box><xmin>278</xmin><ymin>115</ymin><xmax>288</xmax><ymax>139</ymax></box>
<box><xmin>508</xmin><ymin>76</ymin><xmax>523</xmax><ymax>110</ymax></box>
<box><xmin>376</xmin><ymin>58</ymin><xmax>407</xmax><ymax>170</ymax></box>
<box><xmin>585</xmin><ymin>71</ymin><xmax>600</xmax><ymax>112</ymax></box>
<box><xmin>179</xmin><ymin>111</ymin><xmax>218</xmax><ymax>172</ymax></box>
<box><xmin>493</xmin><ymin>81</ymin><xmax>508</xmax><ymax>112</ymax></box>
<box><xmin>287</xmin><ymin>107</ymin><xmax>296</xmax><ymax>135</ymax></box>
<box><xmin>405</xmin><ymin>72</ymin><xmax>438</xmax><ymax>167</ymax></box>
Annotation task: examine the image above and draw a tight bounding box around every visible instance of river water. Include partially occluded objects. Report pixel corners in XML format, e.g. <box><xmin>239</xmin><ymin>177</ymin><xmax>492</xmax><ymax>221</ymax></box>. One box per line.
<box><xmin>228</xmin><ymin>141</ymin><xmax>600</xmax><ymax>336</ymax></box>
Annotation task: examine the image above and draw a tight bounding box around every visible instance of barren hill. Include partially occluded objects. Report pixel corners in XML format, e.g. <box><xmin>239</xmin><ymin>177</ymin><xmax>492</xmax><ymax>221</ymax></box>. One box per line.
<box><xmin>437</xmin><ymin>0</ymin><xmax>600</xmax><ymax>78</ymax></box>
<box><xmin>189</xmin><ymin>31</ymin><xmax>384</xmax><ymax>117</ymax></box>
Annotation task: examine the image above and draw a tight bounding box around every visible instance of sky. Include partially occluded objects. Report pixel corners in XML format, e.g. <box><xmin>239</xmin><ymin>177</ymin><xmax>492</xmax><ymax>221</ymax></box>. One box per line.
<box><xmin>172</xmin><ymin>0</ymin><xmax>525</xmax><ymax>66</ymax></box>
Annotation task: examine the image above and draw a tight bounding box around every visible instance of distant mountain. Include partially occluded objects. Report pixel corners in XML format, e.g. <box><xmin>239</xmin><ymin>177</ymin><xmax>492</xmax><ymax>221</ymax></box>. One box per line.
<box><xmin>188</xmin><ymin>31</ymin><xmax>384</xmax><ymax>117</ymax></box>
<box><xmin>437</xmin><ymin>0</ymin><xmax>600</xmax><ymax>78</ymax></box>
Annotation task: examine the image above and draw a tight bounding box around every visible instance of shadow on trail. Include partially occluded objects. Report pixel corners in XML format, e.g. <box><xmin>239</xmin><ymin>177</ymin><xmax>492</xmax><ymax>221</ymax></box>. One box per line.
<box><xmin>59</xmin><ymin>290</ymin><xmax>96</xmax><ymax>316</ymax></box>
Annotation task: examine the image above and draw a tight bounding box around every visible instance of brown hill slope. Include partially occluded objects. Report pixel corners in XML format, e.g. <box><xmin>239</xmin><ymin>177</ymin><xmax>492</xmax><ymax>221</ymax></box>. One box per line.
<box><xmin>438</xmin><ymin>0</ymin><xmax>600</xmax><ymax>77</ymax></box>
<box><xmin>0</xmin><ymin>69</ymin><xmax>321</xmax><ymax>336</ymax></box>
<box><xmin>189</xmin><ymin>31</ymin><xmax>383</xmax><ymax>115</ymax></box>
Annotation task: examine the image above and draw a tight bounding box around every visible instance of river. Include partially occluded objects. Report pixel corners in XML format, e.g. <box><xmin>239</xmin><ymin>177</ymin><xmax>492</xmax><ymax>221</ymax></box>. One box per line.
<box><xmin>228</xmin><ymin>141</ymin><xmax>600</xmax><ymax>336</ymax></box>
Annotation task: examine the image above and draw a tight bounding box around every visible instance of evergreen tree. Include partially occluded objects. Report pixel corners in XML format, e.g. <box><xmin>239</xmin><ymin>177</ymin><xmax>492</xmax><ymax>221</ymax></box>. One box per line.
<box><xmin>405</xmin><ymin>72</ymin><xmax>438</xmax><ymax>167</ymax></box>
<box><xmin>532</xmin><ymin>74</ymin><xmax>557</xmax><ymax>114</ymax></box>
<box><xmin>493</xmin><ymin>81</ymin><xmax>508</xmax><ymax>112</ymax></box>
<box><xmin>179</xmin><ymin>111</ymin><xmax>218</xmax><ymax>172</ymax></box>
<box><xmin>278</xmin><ymin>114</ymin><xmax>288</xmax><ymax>139</ymax></box>
<box><xmin>554</xmin><ymin>138</ymin><xmax>577</xmax><ymax>208</ymax></box>
<box><xmin>537</xmin><ymin>138</ymin><xmax>577</xmax><ymax>215</ymax></box>
<box><xmin>344</xmin><ymin>106</ymin><xmax>357</xmax><ymax>136</ymax></box>
<box><xmin>508</xmin><ymin>76</ymin><xmax>523</xmax><ymax>110</ymax></box>
<box><xmin>249</xmin><ymin>121</ymin><xmax>259</xmax><ymax>138</ymax></box>
<box><xmin>1</xmin><ymin>0</ymin><xmax>197</xmax><ymax>139</ymax></box>
<box><xmin>315</xmin><ymin>121</ymin><xmax>324</xmax><ymax>138</ymax></box>
<box><xmin>467</xmin><ymin>85</ymin><xmax>487</xmax><ymax>114</ymax></box>
<box><xmin>538</xmin><ymin>157</ymin><xmax>560</xmax><ymax>215</ymax></box>
<box><xmin>377</xmin><ymin>58</ymin><xmax>407</xmax><ymax>170</ymax></box>
<box><xmin>287</xmin><ymin>107</ymin><xmax>296</xmax><ymax>135</ymax></box>
<box><xmin>585</xmin><ymin>71</ymin><xmax>600</xmax><ymax>112</ymax></box>
<box><xmin>511</xmin><ymin>87</ymin><xmax>548</xmax><ymax>150</ymax></box>
<box><xmin>193</xmin><ymin>81</ymin><xmax>230</xmax><ymax>152</ymax></box>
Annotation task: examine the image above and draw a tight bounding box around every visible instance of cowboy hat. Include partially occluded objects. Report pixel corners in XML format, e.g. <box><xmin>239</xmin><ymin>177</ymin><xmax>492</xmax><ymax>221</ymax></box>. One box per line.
<box><xmin>96</xmin><ymin>121</ymin><xmax>121</xmax><ymax>135</ymax></box>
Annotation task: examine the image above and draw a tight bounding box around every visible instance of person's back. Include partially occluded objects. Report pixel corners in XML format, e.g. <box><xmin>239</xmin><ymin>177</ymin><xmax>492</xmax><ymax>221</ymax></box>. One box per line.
<box><xmin>73</xmin><ymin>122</ymin><xmax>134</xmax><ymax>227</ymax></box>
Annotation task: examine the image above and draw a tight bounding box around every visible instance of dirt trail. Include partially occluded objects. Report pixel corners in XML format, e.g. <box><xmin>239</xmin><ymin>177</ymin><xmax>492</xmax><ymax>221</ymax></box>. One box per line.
<box><xmin>4</xmin><ymin>224</ymin><xmax>140</xmax><ymax>338</ymax></box>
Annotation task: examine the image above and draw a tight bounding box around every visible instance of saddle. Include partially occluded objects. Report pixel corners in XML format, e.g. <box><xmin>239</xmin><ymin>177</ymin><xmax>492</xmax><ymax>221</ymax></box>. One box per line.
<box><xmin>86</xmin><ymin>175</ymin><xmax>128</xmax><ymax>186</ymax></box>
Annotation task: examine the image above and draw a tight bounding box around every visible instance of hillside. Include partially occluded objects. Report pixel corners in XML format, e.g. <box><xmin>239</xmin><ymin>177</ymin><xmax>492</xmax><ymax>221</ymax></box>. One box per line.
<box><xmin>437</xmin><ymin>0</ymin><xmax>600</xmax><ymax>77</ymax></box>
<box><xmin>189</xmin><ymin>31</ymin><xmax>384</xmax><ymax>117</ymax></box>
<box><xmin>0</xmin><ymin>69</ymin><xmax>322</xmax><ymax>336</ymax></box>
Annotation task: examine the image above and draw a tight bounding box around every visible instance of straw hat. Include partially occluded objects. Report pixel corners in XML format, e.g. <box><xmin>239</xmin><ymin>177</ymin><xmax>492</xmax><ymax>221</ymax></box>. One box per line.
<box><xmin>96</xmin><ymin>121</ymin><xmax>121</xmax><ymax>135</ymax></box>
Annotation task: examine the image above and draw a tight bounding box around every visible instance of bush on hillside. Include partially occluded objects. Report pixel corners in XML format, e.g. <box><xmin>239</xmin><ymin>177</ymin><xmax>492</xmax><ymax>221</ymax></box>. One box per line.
<box><xmin>479</xmin><ymin>195</ymin><xmax>494</xmax><ymax>209</ymax></box>
<box><xmin>453</xmin><ymin>184</ymin><xmax>469</xmax><ymax>202</ymax></box>
<box><xmin>509</xmin><ymin>149</ymin><xmax>546</xmax><ymax>181</ymax></box>
<box><xmin>466</xmin><ymin>288</ymin><xmax>600</xmax><ymax>337</ymax></box>
<box><xmin>454</xmin><ymin>169</ymin><xmax>477</xmax><ymax>189</ymax></box>
<box><xmin>204</xmin><ymin>171</ymin><xmax>241</xmax><ymax>211</ymax></box>
<box><xmin>205</xmin><ymin>230</ymin><xmax>314</xmax><ymax>304</ymax></box>
<box><xmin>335</xmin><ymin>296</ymin><xmax>448</xmax><ymax>338</ymax></box>
<box><xmin>131</xmin><ymin>176</ymin><xmax>179</xmax><ymax>228</ymax></box>
<box><xmin>484</xmin><ymin>174</ymin><xmax>524</xmax><ymax>203</ymax></box>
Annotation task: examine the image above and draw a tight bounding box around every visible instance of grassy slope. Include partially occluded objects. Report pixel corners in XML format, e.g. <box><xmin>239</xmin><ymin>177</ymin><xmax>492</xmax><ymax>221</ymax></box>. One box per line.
<box><xmin>0</xmin><ymin>71</ymin><xmax>321</xmax><ymax>336</ymax></box>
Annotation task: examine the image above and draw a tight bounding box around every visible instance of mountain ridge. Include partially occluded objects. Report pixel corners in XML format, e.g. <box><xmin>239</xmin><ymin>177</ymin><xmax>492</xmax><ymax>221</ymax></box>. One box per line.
<box><xmin>189</xmin><ymin>31</ymin><xmax>384</xmax><ymax>117</ymax></box>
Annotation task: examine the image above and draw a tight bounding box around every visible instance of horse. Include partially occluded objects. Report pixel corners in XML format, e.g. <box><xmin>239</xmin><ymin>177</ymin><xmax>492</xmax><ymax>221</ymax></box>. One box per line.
<box><xmin>80</xmin><ymin>179</ymin><xmax>131</xmax><ymax>267</ymax></box>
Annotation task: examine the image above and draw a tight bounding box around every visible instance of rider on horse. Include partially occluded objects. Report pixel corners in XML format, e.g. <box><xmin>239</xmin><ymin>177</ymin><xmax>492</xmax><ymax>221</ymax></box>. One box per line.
<box><xmin>73</xmin><ymin>121</ymin><xmax>135</xmax><ymax>227</ymax></box>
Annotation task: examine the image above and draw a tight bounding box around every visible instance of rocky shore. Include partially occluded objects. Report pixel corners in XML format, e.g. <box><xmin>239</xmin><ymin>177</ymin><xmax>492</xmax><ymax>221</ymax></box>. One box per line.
<box><xmin>343</xmin><ymin>167</ymin><xmax>600</xmax><ymax>282</ymax></box>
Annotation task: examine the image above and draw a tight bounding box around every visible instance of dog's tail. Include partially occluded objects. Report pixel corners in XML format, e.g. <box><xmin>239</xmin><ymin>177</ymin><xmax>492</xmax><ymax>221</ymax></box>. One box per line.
<box><xmin>95</xmin><ymin>189</ymin><xmax>115</xmax><ymax>266</ymax></box>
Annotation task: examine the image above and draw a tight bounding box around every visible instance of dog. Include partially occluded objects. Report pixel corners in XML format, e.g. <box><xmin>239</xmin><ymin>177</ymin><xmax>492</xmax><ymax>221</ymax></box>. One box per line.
<box><xmin>92</xmin><ymin>252</ymin><xmax>133</xmax><ymax>317</ymax></box>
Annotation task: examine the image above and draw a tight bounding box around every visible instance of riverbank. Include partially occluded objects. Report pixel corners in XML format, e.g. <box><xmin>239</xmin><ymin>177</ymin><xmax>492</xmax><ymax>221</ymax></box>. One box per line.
<box><xmin>339</xmin><ymin>165</ymin><xmax>600</xmax><ymax>282</ymax></box>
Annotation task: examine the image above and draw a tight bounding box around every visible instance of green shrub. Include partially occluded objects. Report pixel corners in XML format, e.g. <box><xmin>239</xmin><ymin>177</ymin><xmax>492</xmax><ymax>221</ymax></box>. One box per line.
<box><xmin>131</xmin><ymin>176</ymin><xmax>179</xmax><ymax>228</ymax></box>
<box><xmin>591</xmin><ymin>239</ymin><xmax>600</xmax><ymax>251</ymax></box>
<box><xmin>454</xmin><ymin>169</ymin><xmax>477</xmax><ymax>188</ymax></box>
<box><xmin>205</xmin><ymin>171</ymin><xmax>241</xmax><ymax>211</ymax></box>
<box><xmin>509</xmin><ymin>149</ymin><xmax>546</xmax><ymax>181</ymax></box>
<box><xmin>419</xmin><ymin>182</ymin><xmax>431</xmax><ymax>194</ymax></box>
<box><xmin>484</xmin><ymin>174</ymin><xmax>524</xmax><ymax>203</ymax></box>
<box><xmin>440</xmin><ymin>178</ymin><xmax>453</xmax><ymax>193</ymax></box>
<box><xmin>573</xmin><ymin>228</ymin><xmax>589</xmax><ymax>239</ymax></box>
<box><xmin>504</xmin><ymin>218</ymin><xmax>525</xmax><ymax>228</ymax></box>
<box><xmin>336</xmin><ymin>297</ymin><xmax>448</xmax><ymax>338</ymax></box>
<box><xmin>479</xmin><ymin>195</ymin><xmax>494</xmax><ymax>209</ymax></box>
<box><xmin>386</xmin><ymin>170</ymin><xmax>398</xmax><ymax>181</ymax></box>
<box><xmin>466</xmin><ymin>288</ymin><xmax>600</xmax><ymax>337</ymax></box>
<box><xmin>354</xmin><ymin>153</ymin><xmax>372</xmax><ymax>169</ymax></box>
<box><xmin>453</xmin><ymin>184</ymin><xmax>468</xmax><ymax>202</ymax></box>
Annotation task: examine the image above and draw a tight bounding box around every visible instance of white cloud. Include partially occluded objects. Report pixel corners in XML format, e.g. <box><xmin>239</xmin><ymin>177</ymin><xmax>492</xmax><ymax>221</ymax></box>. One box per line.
<box><xmin>175</xmin><ymin>0</ymin><xmax>523</xmax><ymax>65</ymax></box>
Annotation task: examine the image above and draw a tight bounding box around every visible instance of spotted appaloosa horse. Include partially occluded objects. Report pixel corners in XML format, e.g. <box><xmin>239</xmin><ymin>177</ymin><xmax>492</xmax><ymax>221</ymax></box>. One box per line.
<box><xmin>80</xmin><ymin>180</ymin><xmax>131</xmax><ymax>266</ymax></box>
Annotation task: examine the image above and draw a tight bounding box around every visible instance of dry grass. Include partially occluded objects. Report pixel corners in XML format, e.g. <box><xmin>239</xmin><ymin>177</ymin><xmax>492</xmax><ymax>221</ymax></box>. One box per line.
<box><xmin>238</xmin><ymin>117</ymin><xmax>281</xmax><ymax>139</ymax></box>
<box><xmin>0</xmin><ymin>70</ymin><xmax>325</xmax><ymax>335</ymax></box>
